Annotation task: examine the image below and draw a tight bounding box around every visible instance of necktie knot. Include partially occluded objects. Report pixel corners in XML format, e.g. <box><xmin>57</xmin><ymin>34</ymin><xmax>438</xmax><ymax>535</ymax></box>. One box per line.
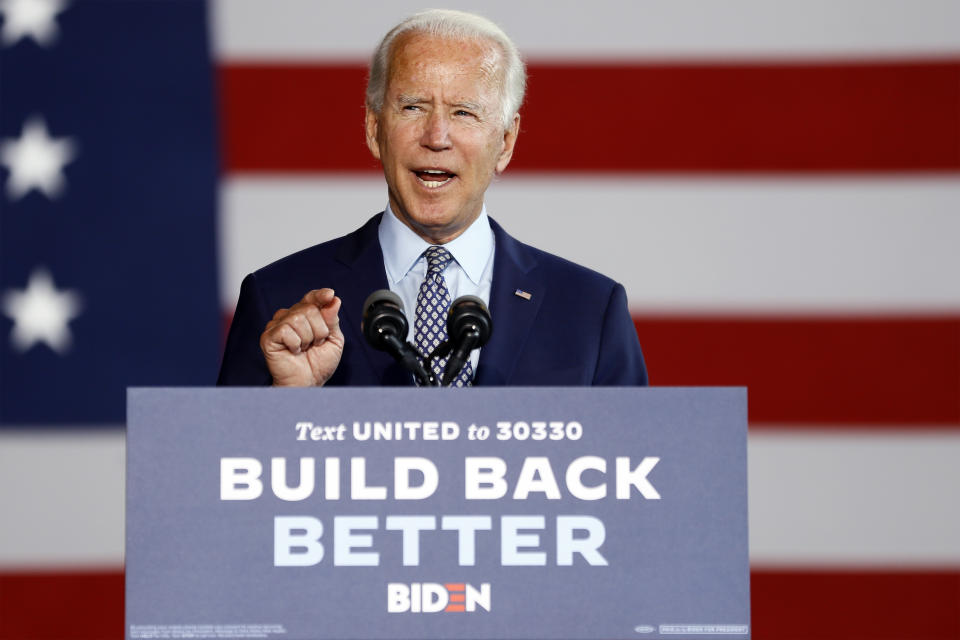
<box><xmin>424</xmin><ymin>246</ymin><xmax>452</xmax><ymax>274</ymax></box>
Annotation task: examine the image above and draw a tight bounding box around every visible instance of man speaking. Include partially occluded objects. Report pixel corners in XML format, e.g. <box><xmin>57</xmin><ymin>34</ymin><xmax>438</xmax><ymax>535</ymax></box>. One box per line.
<box><xmin>217</xmin><ymin>9</ymin><xmax>647</xmax><ymax>388</ymax></box>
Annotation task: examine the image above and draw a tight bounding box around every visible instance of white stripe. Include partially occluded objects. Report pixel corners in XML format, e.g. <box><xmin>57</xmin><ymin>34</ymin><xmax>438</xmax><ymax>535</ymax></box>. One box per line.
<box><xmin>220</xmin><ymin>176</ymin><xmax>960</xmax><ymax>312</ymax></box>
<box><xmin>749</xmin><ymin>429</ymin><xmax>960</xmax><ymax>567</ymax></box>
<box><xmin>212</xmin><ymin>0</ymin><xmax>960</xmax><ymax>60</ymax></box>
<box><xmin>2</xmin><ymin>428</ymin><xmax>958</xmax><ymax>568</ymax></box>
<box><xmin>218</xmin><ymin>176</ymin><xmax>386</xmax><ymax>309</ymax></box>
<box><xmin>0</xmin><ymin>429</ymin><xmax>124</xmax><ymax>569</ymax></box>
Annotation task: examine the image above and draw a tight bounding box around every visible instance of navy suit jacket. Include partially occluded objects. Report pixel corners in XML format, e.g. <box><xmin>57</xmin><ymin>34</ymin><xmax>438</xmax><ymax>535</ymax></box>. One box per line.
<box><xmin>217</xmin><ymin>214</ymin><xmax>647</xmax><ymax>386</ymax></box>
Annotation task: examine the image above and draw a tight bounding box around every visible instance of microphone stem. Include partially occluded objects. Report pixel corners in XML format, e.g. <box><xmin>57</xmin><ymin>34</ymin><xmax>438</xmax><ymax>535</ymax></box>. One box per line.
<box><xmin>441</xmin><ymin>328</ymin><xmax>480</xmax><ymax>387</ymax></box>
<box><xmin>382</xmin><ymin>333</ymin><xmax>435</xmax><ymax>386</ymax></box>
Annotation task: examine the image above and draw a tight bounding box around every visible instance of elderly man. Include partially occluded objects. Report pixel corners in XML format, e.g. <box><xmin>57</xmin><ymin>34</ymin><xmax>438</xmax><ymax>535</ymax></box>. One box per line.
<box><xmin>218</xmin><ymin>9</ymin><xmax>647</xmax><ymax>387</ymax></box>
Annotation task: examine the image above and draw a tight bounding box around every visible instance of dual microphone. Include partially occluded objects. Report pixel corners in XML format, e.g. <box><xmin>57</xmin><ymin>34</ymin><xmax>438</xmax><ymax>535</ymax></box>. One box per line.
<box><xmin>361</xmin><ymin>289</ymin><xmax>492</xmax><ymax>387</ymax></box>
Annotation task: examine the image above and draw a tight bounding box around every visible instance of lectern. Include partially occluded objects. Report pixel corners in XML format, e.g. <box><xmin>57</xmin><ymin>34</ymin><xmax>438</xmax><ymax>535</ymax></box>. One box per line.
<box><xmin>126</xmin><ymin>387</ymin><xmax>749</xmax><ymax>639</ymax></box>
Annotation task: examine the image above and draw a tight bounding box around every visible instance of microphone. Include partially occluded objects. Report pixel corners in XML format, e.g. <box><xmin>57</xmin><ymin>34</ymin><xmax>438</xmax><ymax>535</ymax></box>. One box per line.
<box><xmin>361</xmin><ymin>290</ymin><xmax>434</xmax><ymax>386</ymax></box>
<box><xmin>441</xmin><ymin>295</ymin><xmax>493</xmax><ymax>386</ymax></box>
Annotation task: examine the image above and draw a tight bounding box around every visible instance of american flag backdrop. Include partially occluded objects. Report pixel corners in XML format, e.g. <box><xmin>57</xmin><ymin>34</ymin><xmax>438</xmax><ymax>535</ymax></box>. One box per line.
<box><xmin>2</xmin><ymin>1</ymin><xmax>959</xmax><ymax>638</ymax></box>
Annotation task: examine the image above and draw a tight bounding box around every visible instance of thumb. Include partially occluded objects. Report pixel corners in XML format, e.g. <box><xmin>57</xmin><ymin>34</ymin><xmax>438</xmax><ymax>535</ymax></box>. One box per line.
<box><xmin>322</xmin><ymin>296</ymin><xmax>344</xmax><ymax>342</ymax></box>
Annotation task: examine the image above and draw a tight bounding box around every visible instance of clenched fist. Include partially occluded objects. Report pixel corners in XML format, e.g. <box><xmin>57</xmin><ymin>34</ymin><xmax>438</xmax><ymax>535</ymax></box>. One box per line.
<box><xmin>259</xmin><ymin>288</ymin><xmax>344</xmax><ymax>387</ymax></box>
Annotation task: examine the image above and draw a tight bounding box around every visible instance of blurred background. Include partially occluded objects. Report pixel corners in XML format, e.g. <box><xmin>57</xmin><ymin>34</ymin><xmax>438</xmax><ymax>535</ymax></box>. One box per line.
<box><xmin>1</xmin><ymin>0</ymin><xmax>958</xmax><ymax>638</ymax></box>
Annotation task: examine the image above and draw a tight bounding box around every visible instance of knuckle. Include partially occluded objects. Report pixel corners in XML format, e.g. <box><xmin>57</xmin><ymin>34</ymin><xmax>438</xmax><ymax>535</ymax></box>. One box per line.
<box><xmin>286</xmin><ymin>311</ymin><xmax>306</xmax><ymax>326</ymax></box>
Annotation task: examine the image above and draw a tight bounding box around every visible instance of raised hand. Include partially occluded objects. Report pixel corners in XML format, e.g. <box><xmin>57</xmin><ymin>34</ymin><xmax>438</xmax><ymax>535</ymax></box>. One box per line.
<box><xmin>259</xmin><ymin>288</ymin><xmax>344</xmax><ymax>387</ymax></box>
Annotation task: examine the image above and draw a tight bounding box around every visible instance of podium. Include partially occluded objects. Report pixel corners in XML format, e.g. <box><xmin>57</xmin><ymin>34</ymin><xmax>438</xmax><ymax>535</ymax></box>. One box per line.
<box><xmin>126</xmin><ymin>387</ymin><xmax>749</xmax><ymax>639</ymax></box>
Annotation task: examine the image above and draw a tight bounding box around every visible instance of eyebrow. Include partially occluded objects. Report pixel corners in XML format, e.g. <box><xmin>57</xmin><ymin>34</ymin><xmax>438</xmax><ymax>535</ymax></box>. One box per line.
<box><xmin>396</xmin><ymin>94</ymin><xmax>483</xmax><ymax>112</ymax></box>
<box><xmin>452</xmin><ymin>101</ymin><xmax>483</xmax><ymax>112</ymax></box>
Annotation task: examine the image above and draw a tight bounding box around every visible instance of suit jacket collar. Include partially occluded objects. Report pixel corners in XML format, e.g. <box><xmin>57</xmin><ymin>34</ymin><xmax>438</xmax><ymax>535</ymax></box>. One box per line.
<box><xmin>475</xmin><ymin>218</ymin><xmax>544</xmax><ymax>385</ymax></box>
<box><xmin>332</xmin><ymin>213</ymin><xmax>412</xmax><ymax>385</ymax></box>
<box><xmin>334</xmin><ymin>213</ymin><xmax>390</xmax><ymax>322</ymax></box>
<box><xmin>334</xmin><ymin>213</ymin><xmax>544</xmax><ymax>386</ymax></box>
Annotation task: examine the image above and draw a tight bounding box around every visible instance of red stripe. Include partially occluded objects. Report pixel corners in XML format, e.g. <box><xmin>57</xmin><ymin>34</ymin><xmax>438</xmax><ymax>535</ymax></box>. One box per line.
<box><xmin>0</xmin><ymin>571</ymin><xmax>123</xmax><ymax>640</ymax></box>
<box><xmin>219</xmin><ymin>61</ymin><xmax>960</xmax><ymax>173</ymax></box>
<box><xmin>633</xmin><ymin>315</ymin><xmax>960</xmax><ymax>426</ymax></box>
<box><xmin>219</xmin><ymin>64</ymin><xmax>376</xmax><ymax>174</ymax></box>
<box><xmin>751</xmin><ymin>569</ymin><xmax>960</xmax><ymax>640</ymax></box>
<box><xmin>2</xmin><ymin>570</ymin><xmax>957</xmax><ymax>639</ymax></box>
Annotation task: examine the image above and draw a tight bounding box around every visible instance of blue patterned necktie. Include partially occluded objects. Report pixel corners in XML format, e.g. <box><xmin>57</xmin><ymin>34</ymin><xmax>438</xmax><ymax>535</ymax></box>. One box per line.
<box><xmin>414</xmin><ymin>246</ymin><xmax>473</xmax><ymax>387</ymax></box>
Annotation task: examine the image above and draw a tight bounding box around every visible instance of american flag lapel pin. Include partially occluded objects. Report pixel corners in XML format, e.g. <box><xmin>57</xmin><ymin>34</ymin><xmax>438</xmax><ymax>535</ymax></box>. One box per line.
<box><xmin>514</xmin><ymin>289</ymin><xmax>532</xmax><ymax>300</ymax></box>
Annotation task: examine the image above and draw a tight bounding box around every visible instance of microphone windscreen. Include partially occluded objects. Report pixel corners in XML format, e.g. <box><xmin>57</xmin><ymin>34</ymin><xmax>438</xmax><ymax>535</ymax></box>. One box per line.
<box><xmin>362</xmin><ymin>289</ymin><xmax>408</xmax><ymax>350</ymax></box>
<box><xmin>448</xmin><ymin>295</ymin><xmax>493</xmax><ymax>347</ymax></box>
<box><xmin>362</xmin><ymin>289</ymin><xmax>404</xmax><ymax>318</ymax></box>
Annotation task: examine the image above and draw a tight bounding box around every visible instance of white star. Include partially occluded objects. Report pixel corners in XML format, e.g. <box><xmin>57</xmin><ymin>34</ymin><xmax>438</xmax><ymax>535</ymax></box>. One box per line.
<box><xmin>0</xmin><ymin>0</ymin><xmax>67</xmax><ymax>47</ymax></box>
<box><xmin>2</xmin><ymin>267</ymin><xmax>83</xmax><ymax>354</ymax></box>
<box><xmin>0</xmin><ymin>116</ymin><xmax>77</xmax><ymax>201</ymax></box>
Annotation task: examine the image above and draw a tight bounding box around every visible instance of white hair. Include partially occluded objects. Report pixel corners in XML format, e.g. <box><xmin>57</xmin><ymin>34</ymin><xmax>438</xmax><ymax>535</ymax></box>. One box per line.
<box><xmin>365</xmin><ymin>9</ymin><xmax>526</xmax><ymax>129</ymax></box>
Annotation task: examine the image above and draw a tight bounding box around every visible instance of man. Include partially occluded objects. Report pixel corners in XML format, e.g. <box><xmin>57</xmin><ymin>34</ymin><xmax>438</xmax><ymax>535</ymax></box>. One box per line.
<box><xmin>217</xmin><ymin>9</ymin><xmax>647</xmax><ymax>387</ymax></box>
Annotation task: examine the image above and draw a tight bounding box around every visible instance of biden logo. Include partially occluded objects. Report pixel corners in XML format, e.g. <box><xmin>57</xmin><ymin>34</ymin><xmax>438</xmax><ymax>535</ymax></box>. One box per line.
<box><xmin>387</xmin><ymin>582</ymin><xmax>491</xmax><ymax>613</ymax></box>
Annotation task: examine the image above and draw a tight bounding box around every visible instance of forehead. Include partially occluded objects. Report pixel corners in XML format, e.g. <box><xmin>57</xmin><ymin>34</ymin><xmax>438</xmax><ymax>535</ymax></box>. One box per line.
<box><xmin>386</xmin><ymin>32</ymin><xmax>503</xmax><ymax>97</ymax></box>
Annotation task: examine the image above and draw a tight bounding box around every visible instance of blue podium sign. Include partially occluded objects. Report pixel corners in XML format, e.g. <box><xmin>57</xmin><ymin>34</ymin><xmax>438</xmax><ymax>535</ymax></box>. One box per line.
<box><xmin>126</xmin><ymin>387</ymin><xmax>749</xmax><ymax>640</ymax></box>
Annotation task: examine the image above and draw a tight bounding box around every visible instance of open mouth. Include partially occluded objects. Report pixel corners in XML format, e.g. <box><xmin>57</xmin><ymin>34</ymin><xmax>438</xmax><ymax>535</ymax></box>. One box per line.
<box><xmin>414</xmin><ymin>168</ymin><xmax>456</xmax><ymax>188</ymax></box>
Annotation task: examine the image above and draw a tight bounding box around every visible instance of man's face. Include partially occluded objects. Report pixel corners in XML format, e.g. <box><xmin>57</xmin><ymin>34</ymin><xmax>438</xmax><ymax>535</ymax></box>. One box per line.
<box><xmin>365</xmin><ymin>33</ymin><xmax>520</xmax><ymax>245</ymax></box>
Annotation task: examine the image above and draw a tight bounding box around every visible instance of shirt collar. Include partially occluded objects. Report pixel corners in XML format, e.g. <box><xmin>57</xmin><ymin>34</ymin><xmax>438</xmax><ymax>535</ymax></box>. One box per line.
<box><xmin>378</xmin><ymin>204</ymin><xmax>493</xmax><ymax>286</ymax></box>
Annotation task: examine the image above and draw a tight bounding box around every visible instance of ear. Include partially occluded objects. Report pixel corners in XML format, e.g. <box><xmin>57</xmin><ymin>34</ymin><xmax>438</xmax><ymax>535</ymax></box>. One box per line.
<box><xmin>495</xmin><ymin>112</ymin><xmax>520</xmax><ymax>174</ymax></box>
<box><xmin>365</xmin><ymin>108</ymin><xmax>381</xmax><ymax>161</ymax></box>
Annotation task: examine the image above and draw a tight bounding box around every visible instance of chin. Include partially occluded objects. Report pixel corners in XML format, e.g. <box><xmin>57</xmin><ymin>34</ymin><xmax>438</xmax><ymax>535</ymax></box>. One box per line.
<box><xmin>412</xmin><ymin>215</ymin><xmax>458</xmax><ymax>236</ymax></box>
<box><xmin>408</xmin><ymin>202</ymin><xmax>458</xmax><ymax>228</ymax></box>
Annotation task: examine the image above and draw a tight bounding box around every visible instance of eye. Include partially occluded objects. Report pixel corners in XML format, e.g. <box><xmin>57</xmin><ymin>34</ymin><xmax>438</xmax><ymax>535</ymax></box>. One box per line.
<box><xmin>402</xmin><ymin>104</ymin><xmax>422</xmax><ymax>112</ymax></box>
<box><xmin>454</xmin><ymin>109</ymin><xmax>476</xmax><ymax>118</ymax></box>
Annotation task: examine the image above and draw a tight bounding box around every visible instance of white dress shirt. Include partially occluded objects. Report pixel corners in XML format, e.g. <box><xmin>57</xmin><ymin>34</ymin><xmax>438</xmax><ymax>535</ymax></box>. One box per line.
<box><xmin>377</xmin><ymin>204</ymin><xmax>495</xmax><ymax>375</ymax></box>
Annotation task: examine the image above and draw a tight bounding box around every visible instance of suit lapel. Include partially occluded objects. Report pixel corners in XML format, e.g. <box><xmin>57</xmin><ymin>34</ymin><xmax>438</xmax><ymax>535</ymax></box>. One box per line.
<box><xmin>334</xmin><ymin>214</ymin><xmax>412</xmax><ymax>385</ymax></box>
<box><xmin>475</xmin><ymin>219</ymin><xmax>544</xmax><ymax>385</ymax></box>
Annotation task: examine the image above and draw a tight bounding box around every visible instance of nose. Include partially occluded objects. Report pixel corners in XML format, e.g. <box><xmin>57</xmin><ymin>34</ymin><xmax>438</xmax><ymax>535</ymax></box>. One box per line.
<box><xmin>420</xmin><ymin>110</ymin><xmax>451</xmax><ymax>151</ymax></box>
